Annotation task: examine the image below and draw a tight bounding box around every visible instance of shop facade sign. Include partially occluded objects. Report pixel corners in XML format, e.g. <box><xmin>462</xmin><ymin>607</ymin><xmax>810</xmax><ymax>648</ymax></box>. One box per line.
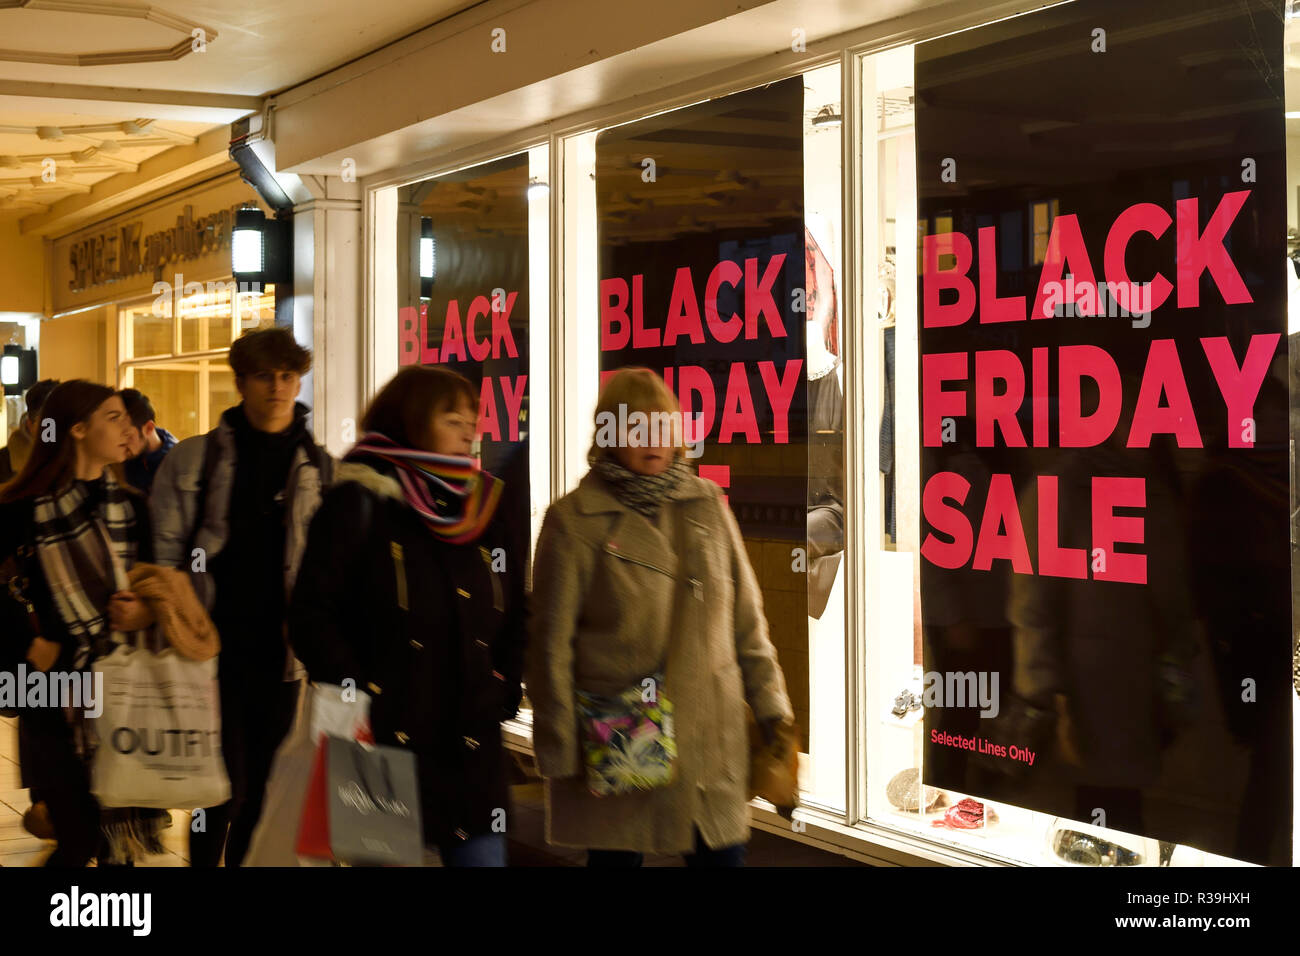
<box><xmin>51</xmin><ymin>173</ymin><xmax>265</xmax><ymax>315</ymax></box>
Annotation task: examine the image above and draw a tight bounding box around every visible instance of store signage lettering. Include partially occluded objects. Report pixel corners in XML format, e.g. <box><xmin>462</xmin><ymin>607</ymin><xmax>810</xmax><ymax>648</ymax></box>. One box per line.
<box><xmin>598</xmin><ymin>254</ymin><xmax>803</xmax><ymax>444</ymax></box>
<box><xmin>919</xmin><ymin>189</ymin><xmax>1276</xmax><ymax>585</ymax></box>
<box><xmin>396</xmin><ymin>293</ymin><xmax>526</xmax><ymax>441</ymax></box>
<box><xmin>66</xmin><ymin>202</ymin><xmax>246</xmax><ymax>293</ymax></box>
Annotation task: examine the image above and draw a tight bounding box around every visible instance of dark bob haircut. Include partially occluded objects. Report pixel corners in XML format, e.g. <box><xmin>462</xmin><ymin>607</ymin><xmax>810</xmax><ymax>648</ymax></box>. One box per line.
<box><xmin>361</xmin><ymin>365</ymin><xmax>478</xmax><ymax>449</ymax></box>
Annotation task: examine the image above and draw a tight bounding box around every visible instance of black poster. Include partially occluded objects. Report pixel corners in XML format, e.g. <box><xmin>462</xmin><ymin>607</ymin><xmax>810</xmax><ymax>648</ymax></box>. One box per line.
<box><xmin>916</xmin><ymin>0</ymin><xmax>1290</xmax><ymax>864</ymax></box>
<box><xmin>396</xmin><ymin>152</ymin><xmax>531</xmax><ymax>556</ymax></box>
<box><xmin>595</xmin><ymin>80</ymin><xmax>808</xmax><ymax>534</ymax></box>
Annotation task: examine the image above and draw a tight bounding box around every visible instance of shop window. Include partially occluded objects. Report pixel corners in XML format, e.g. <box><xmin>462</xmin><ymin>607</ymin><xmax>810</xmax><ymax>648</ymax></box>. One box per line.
<box><xmin>866</xmin><ymin>0</ymin><xmax>1289</xmax><ymax>867</ymax></box>
<box><xmin>376</xmin><ymin>147</ymin><xmax>550</xmax><ymax>729</ymax></box>
<box><xmin>118</xmin><ymin>283</ymin><xmax>274</xmax><ymax>441</ymax></box>
<box><xmin>383</xmin><ymin>146</ymin><xmax>550</xmax><ymax>557</ymax></box>
<box><xmin>568</xmin><ymin>63</ymin><xmax>848</xmax><ymax>812</ymax></box>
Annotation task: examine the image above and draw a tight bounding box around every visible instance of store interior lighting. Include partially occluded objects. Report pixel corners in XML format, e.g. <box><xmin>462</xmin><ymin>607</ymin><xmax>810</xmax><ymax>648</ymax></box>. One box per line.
<box><xmin>420</xmin><ymin>216</ymin><xmax>435</xmax><ymax>298</ymax></box>
<box><xmin>232</xmin><ymin>206</ymin><xmax>266</xmax><ymax>278</ymax></box>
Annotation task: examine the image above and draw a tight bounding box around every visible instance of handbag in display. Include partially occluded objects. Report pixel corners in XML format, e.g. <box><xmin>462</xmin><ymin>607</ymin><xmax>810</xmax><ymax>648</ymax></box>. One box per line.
<box><xmin>1046</xmin><ymin>818</ymin><xmax>1158</xmax><ymax>867</ymax></box>
<box><xmin>576</xmin><ymin>673</ymin><xmax>677</xmax><ymax>797</ymax></box>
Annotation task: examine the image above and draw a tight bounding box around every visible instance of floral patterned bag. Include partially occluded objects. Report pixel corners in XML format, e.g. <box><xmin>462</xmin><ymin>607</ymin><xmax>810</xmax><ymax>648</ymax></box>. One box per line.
<box><xmin>576</xmin><ymin>673</ymin><xmax>676</xmax><ymax>796</ymax></box>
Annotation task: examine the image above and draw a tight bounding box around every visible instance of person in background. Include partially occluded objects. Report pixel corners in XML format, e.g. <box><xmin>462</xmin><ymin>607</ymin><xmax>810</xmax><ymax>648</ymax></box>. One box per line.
<box><xmin>2</xmin><ymin>377</ymin><xmax>61</xmax><ymax>840</ymax></box>
<box><xmin>290</xmin><ymin>365</ymin><xmax>525</xmax><ymax>867</ymax></box>
<box><xmin>0</xmin><ymin>378</ymin><xmax>60</xmax><ymax>485</ymax></box>
<box><xmin>526</xmin><ymin>367</ymin><xmax>794</xmax><ymax>867</ymax></box>
<box><xmin>118</xmin><ymin>388</ymin><xmax>177</xmax><ymax>494</ymax></box>
<box><xmin>151</xmin><ymin>327</ymin><xmax>334</xmax><ymax>867</ymax></box>
<box><xmin>0</xmin><ymin>380</ymin><xmax>167</xmax><ymax>866</ymax></box>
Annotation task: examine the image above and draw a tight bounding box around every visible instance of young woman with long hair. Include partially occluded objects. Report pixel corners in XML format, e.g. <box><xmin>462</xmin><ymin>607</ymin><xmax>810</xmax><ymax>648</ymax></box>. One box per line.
<box><xmin>0</xmin><ymin>380</ymin><xmax>168</xmax><ymax>865</ymax></box>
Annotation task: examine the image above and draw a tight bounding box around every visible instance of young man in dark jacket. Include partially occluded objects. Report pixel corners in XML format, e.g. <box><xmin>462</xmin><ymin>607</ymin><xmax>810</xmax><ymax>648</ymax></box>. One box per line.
<box><xmin>118</xmin><ymin>388</ymin><xmax>177</xmax><ymax>494</ymax></box>
<box><xmin>151</xmin><ymin>328</ymin><xmax>335</xmax><ymax>867</ymax></box>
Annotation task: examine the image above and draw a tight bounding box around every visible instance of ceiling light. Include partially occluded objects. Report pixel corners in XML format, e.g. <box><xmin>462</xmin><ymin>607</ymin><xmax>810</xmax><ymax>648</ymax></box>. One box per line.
<box><xmin>527</xmin><ymin>179</ymin><xmax>549</xmax><ymax>200</ymax></box>
<box><xmin>35</xmin><ymin>126</ymin><xmax>64</xmax><ymax>141</ymax></box>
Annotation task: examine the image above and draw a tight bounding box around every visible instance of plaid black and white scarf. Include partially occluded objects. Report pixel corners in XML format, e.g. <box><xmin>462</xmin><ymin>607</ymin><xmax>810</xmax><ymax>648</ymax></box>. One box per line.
<box><xmin>31</xmin><ymin>472</ymin><xmax>169</xmax><ymax>863</ymax></box>
<box><xmin>589</xmin><ymin>452</ymin><xmax>693</xmax><ymax>519</ymax></box>
<box><xmin>32</xmin><ymin>471</ymin><xmax>145</xmax><ymax>669</ymax></box>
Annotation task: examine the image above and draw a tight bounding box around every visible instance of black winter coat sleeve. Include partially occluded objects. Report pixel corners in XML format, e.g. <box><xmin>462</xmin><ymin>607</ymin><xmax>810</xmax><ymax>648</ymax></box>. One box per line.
<box><xmin>490</xmin><ymin>457</ymin><xmax>529</xmax><ymax>721</ymax></box>
<box><xmin>0</xmin><ymin>500</ymin><xmax>68</xmax><ymax>673</ymax></box>
<box><xmin>288</xmin><ymin>482</ymin><xmax>373</xmax><ymax>687</ymax></box>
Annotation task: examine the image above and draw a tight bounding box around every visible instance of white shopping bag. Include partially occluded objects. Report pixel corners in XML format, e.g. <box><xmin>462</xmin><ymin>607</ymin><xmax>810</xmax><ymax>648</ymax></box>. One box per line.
<box><xmin>90</xmin><ymin>644</ymin><xmax>231</xmax><ymax>809</ymax></box>
<box><xmin>243</xmin><ymin>682</ymin><xmax>371</xmax><ymax>867</ymax></box>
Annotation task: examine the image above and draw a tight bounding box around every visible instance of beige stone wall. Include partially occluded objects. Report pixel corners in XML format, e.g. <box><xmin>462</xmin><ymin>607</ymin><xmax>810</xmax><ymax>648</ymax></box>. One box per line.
<box><xmin>38</xmin><ymin>307</ymin><xmax>114</xmax><ymax>385</ymax></box>
<box><xmin>0</xmin><ymin>219</ymin><xmax>46</xmax><ymax>315</ymax></box>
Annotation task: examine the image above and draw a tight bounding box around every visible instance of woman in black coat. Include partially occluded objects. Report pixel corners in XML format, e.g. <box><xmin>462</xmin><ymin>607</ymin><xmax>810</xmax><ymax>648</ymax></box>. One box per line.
<box><xmin>0</xmin><ymin>380</ymin><xmax>164</xmax><ymax>866</ymax></box>
<box><xmin>289</xmin><ymin>365</ymin><xmax>526</xmax><ymax>867</ymax></box>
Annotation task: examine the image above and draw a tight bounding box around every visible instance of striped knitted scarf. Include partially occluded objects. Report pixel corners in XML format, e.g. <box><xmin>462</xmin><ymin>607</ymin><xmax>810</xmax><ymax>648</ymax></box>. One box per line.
<box><xmin>32</xmin><ymin>471</ymin><xmax>147</xmax><ymax>669</ymax></box>
<box><xmin>345</xmin><ymin>432</ymin><xmax>503</xmax><ymax>544</ymax></box>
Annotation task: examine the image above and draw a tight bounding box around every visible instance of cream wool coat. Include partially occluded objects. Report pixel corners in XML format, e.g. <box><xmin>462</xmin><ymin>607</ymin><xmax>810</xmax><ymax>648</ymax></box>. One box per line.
<box><xmin>526</xmin><ymin>469</ymin><xmax>793</xmax><ymax>854</ymax></box>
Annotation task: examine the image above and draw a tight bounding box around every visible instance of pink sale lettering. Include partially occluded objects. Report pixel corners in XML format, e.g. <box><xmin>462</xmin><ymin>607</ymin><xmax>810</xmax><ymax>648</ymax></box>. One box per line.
<box><xmin>598</xmin><ymin>254</ymin><xmax>801</xmax><ymax>444</ymax></box>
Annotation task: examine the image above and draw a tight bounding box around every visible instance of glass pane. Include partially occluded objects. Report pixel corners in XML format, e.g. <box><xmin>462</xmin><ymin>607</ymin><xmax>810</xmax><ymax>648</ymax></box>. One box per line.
<box><xmin>590</xmin><ymin>65</ymin><xmax>846</xmax><ymax>811</ymax></box>
<box><xmin>127</xmin><ymin>365</ymin><xmax>201</xmax><ymax>442</ymax></box>
<box><xmin>123</xmin><ymin>301</ymin><xmax>172</xmax><ymax>360</ymax></box>
<box><xmin>236</xmin><ymin>283</ymin><xmax>276</xmax><ymax>337</ymax></box>
<box><xmin>207</xmin><ymin>361</ymin><xmax>239</xmax><ymax>425</ymax></box>
<box><xmin>392</xmin><ymin>151</ymin><xmax>546</xmax><ymax>721</ymax></box>
<box><xmin>179</xmin><ymin>283</ymin><xmax>233</xmax><ymax>353</ymax></box>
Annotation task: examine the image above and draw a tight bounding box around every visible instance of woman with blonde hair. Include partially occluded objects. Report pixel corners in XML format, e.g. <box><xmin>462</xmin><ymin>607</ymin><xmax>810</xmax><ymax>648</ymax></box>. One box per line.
<box><xmin>527</xmin><ymin>366</ymin><xmax>793</xmax><ymax>866</ymax></box>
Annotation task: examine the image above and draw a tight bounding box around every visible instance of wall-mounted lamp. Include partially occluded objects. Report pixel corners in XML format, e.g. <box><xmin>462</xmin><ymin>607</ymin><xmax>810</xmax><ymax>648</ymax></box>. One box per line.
<box><xmin>2</xmin><ymin>345</ymin><xmax>37</xmax><ymax>396</ymax></box>
<box><xmin>812</xmin><ymin>105</ymin><xmax>842</xmax><ymax>128</ymax></box>
<box><xmin>231</xmin><ymin>205</ymin><xmax>292</xmax><ymax>288</ymax></box>
<box><xmin>527</xmin><ymin>179</ymin><xmax>550</xmax><ymax>200</ymax></box>
<box><xmin>420</xmin><ymin>216</ymin><xmax>435</xmax><ymax>299</ymax></box>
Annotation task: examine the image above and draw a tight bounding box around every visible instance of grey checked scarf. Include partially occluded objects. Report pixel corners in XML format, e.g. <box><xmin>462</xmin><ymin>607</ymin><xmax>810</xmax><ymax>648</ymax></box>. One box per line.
<box><xmin>32</xmin><ymin>471</ymin><xmax>147</xmax><ymax>668</ymax></box>
<box><xmin>589</xmin><ymin>451</ymin><xmax>693</xmax><ymax>519</ymax></box>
